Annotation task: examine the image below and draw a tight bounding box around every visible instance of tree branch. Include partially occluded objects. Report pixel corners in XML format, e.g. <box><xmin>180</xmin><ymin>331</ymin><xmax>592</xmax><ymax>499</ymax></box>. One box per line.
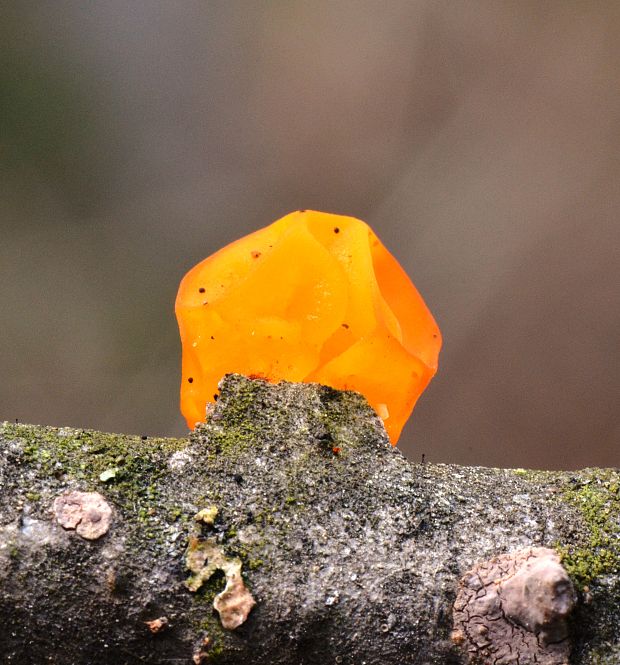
<box><xmin>0</xmin><ymin>375</ymin><xmax>618</xmax><ymax>664</ymax></box>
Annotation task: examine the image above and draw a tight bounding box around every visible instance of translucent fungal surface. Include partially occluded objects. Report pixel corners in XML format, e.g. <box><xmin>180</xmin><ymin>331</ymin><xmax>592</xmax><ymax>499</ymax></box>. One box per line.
<box><xmin>175</xmin><ymin>210</ymin><xmax>441</xmax><ymax>443</ymax></box>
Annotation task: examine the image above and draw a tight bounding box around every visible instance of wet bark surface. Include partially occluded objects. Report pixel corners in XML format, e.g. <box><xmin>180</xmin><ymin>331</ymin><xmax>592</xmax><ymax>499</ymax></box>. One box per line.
<box><xmin>0</xmin><ymin>375</ymin><xmax>618</xmax><ymax>664</ymax></box>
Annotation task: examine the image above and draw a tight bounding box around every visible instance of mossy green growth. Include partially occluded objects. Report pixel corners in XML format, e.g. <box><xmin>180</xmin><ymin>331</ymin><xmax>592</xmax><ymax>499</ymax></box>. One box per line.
<box><xmin>2</xmin><ymin>421</ymin><xmax>187</xmax><ymax>516</ymax></box>
<box><xmin>558</xmin><ymin>469</ymin><xmax>620</xmax><ymax>590</ymax></box>
<box><xmin>193</xmin><ymin>378</ymin><xmax>270</xmax><ymax>461</ymax></box>
<box><xmin>584</xmin><ymin>643</ymin><xmax>620</xmax><ymax>665</ymax></box>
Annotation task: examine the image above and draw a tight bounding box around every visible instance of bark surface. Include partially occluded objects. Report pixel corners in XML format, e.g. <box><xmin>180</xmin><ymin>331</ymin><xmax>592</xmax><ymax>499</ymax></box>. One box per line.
<box><xmin>0</xmin><ymin>374</ymin><xmax>618</xmax><ymax>664</ymax></box>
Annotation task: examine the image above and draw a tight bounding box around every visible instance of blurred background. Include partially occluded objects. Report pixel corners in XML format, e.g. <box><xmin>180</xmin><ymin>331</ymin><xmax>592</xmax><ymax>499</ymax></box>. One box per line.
<box><xmin>1</xmin><ymin>1</ymin><xmax>618</xmax><ymax>470</ymax></box>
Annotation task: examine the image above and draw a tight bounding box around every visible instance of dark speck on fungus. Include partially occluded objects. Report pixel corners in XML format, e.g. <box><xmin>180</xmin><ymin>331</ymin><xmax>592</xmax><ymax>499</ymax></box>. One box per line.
<box><xmin>452</xmin><ymin>547</ymin><xmax>575</xmax><ymax>665</ymax></box>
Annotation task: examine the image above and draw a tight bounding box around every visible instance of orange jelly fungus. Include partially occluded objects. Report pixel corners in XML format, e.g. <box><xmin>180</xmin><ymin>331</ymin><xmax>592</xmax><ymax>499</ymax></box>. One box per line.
<box><xmin>175</xmin><ymin>210</ymin><xmax>441</xmax><ymax>444</ymax></box>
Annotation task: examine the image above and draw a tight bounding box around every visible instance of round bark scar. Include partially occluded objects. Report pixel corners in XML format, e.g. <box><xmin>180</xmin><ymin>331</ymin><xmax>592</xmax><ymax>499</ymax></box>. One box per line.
<box><xmin>452</xmin><ymin>547</ymin><xmax>575</xmax><ymax>665</ymax></box>
<box><xmin>53</xmin><ymin>491</ymin><xmax>113</xmax><ymax>540</ymax></box>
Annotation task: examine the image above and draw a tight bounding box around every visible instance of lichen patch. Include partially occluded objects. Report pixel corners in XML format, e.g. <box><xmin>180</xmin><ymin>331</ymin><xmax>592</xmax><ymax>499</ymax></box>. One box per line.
<box><xmin>53</xmin><ymin>491</ymin><xmax>113</xmax><ymax>540</ymax></box>
<box><xmin>194</xmin><ymin>506</ymin><xmax>218</xmax><ymax>526</ymax></box>
<box><xmin>213</xmin><ymin>568</ymin><xmax>257</xmax><ymax>630</ymax></box>
<box><xmin>185</xmin><ymin>535</ymin><xmax>256</xmax><ymax>630</ymax></box>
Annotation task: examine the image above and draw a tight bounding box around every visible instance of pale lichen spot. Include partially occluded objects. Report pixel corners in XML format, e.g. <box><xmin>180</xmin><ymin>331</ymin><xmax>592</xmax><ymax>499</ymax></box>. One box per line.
<box><xmin>53</xmin><ymin>491</ymin><xmax>113</xmax><ymax>540</ymax></box>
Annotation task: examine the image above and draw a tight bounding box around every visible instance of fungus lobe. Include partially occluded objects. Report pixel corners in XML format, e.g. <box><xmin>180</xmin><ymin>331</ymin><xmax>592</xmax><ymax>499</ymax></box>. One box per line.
<box><xmin>175</xmin><ymin>210</ymin><xmax>441</xmax><ymax>443</ymax></box>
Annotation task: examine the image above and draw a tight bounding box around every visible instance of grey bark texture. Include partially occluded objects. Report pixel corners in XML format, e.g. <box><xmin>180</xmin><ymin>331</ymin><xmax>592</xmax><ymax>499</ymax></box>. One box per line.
<box><xmin>0</xmin><ymin>374</ymin><xmax>618</xmax><ymax>664</ymax></box>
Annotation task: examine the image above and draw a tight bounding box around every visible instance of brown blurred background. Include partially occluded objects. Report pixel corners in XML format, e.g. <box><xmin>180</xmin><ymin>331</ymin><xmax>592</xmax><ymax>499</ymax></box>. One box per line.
<box><xmin>1</xmin><ymin>2</ymin><xmax>618</xmax><ymax>470</ymax></box>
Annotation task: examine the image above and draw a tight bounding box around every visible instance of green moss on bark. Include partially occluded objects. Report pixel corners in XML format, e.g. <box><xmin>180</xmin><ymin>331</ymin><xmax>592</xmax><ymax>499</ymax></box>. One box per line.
<box><xmin>558</xmin><ymin>469</ymin><xmax>620</xmax><ymax>589</ymax></box>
